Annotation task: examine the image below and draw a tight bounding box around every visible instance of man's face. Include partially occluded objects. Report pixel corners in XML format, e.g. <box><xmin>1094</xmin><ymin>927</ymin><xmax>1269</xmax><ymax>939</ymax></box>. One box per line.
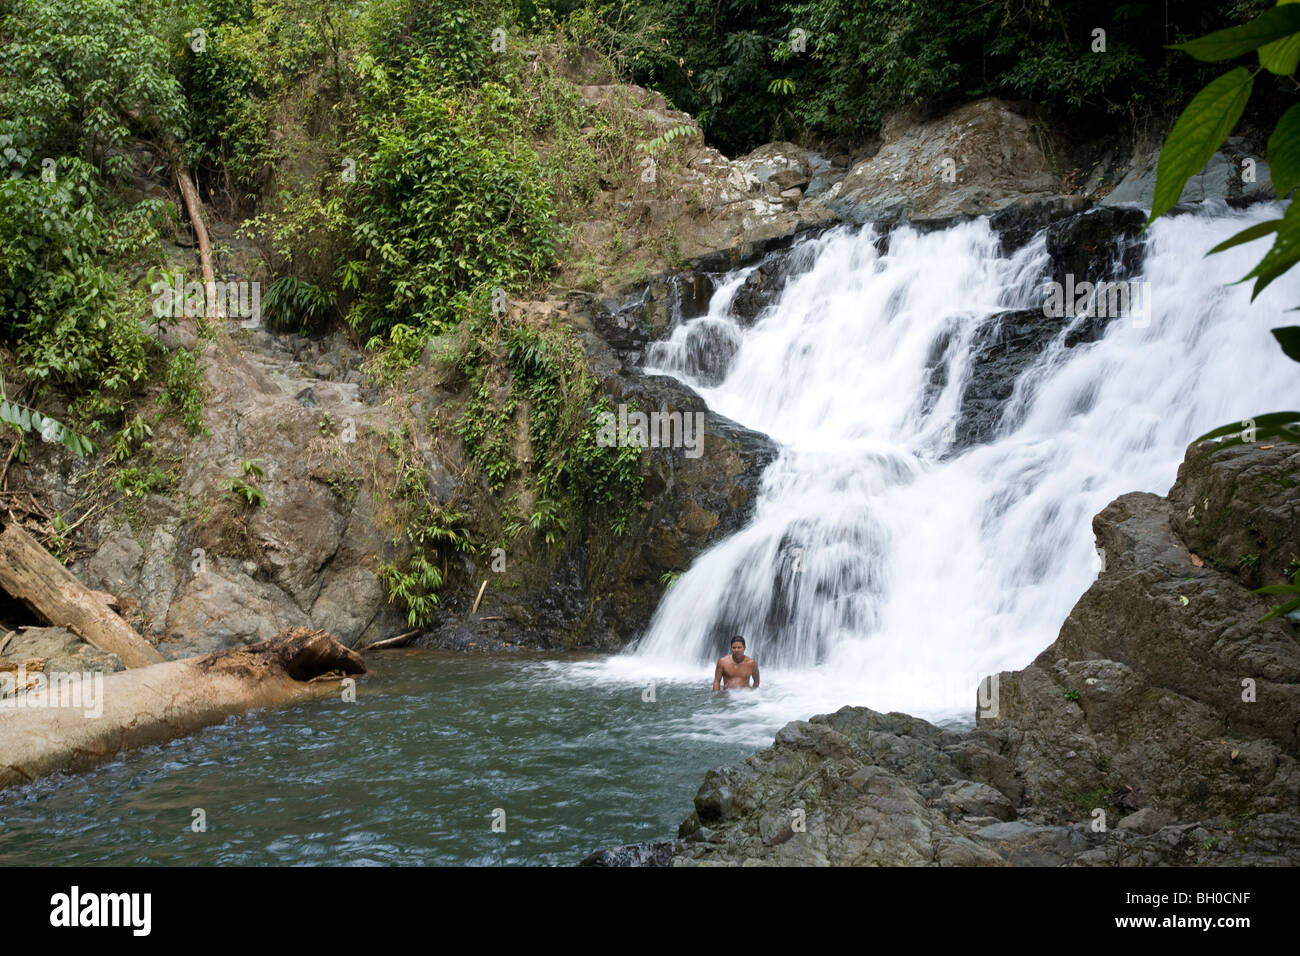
<box><xmin>730</xmin><ymin>642</ymin><xmax>745</xmax><ymax>662</ymax></box>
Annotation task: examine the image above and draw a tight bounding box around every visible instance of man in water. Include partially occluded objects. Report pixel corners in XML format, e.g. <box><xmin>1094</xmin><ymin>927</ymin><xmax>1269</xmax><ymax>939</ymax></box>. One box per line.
<box><xmin>713</xmin><ymin>636</ymin><xmax>759</xmax><ymax>692</ymax></box>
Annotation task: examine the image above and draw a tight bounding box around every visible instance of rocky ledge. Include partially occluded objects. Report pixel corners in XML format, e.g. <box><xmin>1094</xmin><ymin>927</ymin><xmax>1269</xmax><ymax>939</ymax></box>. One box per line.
<box><xmin>586</xmin><ymin>439</ymin><xmax>1300</xmax><ymax>865</ymax></box>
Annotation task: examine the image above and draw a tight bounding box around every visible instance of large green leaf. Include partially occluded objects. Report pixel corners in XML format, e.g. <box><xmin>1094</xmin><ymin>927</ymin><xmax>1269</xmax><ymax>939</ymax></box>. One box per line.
<box><xmin>1174</xmin><ymin>5</ymin><xmax>1300</xmax><ymax>61</ymax></box>
<box><xmin>1207</xmin><ymin>219</ymin><xmax>1281</xmax><ymax>255</ymax></box>
<box><xmin>1150</xmin><ymin>68</ymin><xmax>1254</xmax><ymax>223</ymax></box>
<box><xmin>1241</xmin><ymin>200</ymin><xmax>1300</xmax><ymax>297</ymax></box>
<box><xmin>1261</xmin><ymin>0</ymin><xmax>1300</xmax><ymax>73</ymax></box>
<box><xmin>1268</xmin><ymin>101</ymin><xmax>1300</xmax><ymax>197</ymax></box>
<box><xmin>1194</xmin><ymin>410</ymin><xmax>1300</xmax><ymax>451</ymax></box>
<box><xmin>1273</xmin><ymin>326</ymin><xmax>1300</xmax><ymax>361</ymax></box>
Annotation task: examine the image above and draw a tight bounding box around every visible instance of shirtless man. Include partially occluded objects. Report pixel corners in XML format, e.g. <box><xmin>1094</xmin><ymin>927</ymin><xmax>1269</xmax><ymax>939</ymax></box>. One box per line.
<box><xmin>713</xmin><ymin>636</ymin><xmax>759</xmax><ymax>692</ymax></box>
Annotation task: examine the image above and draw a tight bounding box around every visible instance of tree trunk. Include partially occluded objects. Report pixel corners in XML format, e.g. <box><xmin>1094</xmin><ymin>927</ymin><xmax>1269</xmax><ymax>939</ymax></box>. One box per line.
<box><xmin>175</xmin><ymin>167</ymin><xmax>221</xmax><ymax>318</ymax></box>
<box><xmin>0</xmin><ymin>521</ymin><xmax>163</xmax><ymax>668</ymax></box>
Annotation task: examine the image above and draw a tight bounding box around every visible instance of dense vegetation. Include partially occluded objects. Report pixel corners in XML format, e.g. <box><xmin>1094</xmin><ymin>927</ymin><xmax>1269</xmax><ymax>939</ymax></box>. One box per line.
<box><xmin>0</xmin><ymin>0</ymin><xmax>189</xmax><ymax>455</ymax></box>
<box><xmin>585</xmin><ymin>0</ymin><xmax>1275</xmax><ymax>153</ymax></box>
<box><xmin>1</xmin><ymin>0</ymin><xmax>1277</xmax><ymax>442</ymax></box>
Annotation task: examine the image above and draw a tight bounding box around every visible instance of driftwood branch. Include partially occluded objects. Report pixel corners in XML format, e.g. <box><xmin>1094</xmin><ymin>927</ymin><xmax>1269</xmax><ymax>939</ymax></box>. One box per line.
<box><xmin>357</xmin><ymin>629</ymin><xmax>419</xmax><ymax>652</ymax></box>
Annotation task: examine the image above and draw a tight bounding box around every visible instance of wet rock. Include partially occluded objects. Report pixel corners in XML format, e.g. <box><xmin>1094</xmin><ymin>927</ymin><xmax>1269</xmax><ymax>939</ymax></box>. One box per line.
<box><xmin>937</xmin><ymin>204</ymin><xmax>1148</xmax><ymax>450</ymax></box>
<box><xmin>580</xmin><ymin>842</ymin><xmax>676</xmax><ymax>867</ymax></box>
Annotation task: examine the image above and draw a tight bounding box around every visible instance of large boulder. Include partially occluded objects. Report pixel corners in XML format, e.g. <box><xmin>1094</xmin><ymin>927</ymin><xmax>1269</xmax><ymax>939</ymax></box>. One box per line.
<box><xmin>827</xmin><ymin>99</ymin><xmax>1062</xmax><ymax>224</ymax></box>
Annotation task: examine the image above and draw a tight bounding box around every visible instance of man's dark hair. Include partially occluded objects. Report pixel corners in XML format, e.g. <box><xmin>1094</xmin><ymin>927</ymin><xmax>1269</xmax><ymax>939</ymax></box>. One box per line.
<box><xmin>730</xmin><ymin>636</ymin><xmax>746</xmax><ymax>647</ymax></box>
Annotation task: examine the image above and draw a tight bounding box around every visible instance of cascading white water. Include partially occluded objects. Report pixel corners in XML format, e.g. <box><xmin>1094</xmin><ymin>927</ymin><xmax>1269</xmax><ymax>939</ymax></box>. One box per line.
<box><xmin>614</xmin><ymin>202</ymin><xmax>1298</xmax><ymax>725</ymax></box>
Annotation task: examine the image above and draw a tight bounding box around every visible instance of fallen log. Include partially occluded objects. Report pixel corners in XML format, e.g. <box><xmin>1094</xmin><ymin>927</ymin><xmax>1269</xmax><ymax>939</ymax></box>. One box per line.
<box><xmin>0</xmin><ymin>627</ymin><xmax>364</xmax><ymax>791</ymax></box>
<box><xmin>0</xmin><ymin>521</ymin><xmax>163</xmax><ymax>668</ymax></box>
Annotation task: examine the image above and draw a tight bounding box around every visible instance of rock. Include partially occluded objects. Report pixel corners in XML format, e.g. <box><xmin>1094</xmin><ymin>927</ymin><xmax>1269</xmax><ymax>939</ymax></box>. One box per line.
<box><xmin>939</xmin><ymin>781</ymin><xmax>1017</xmax><ymax>822</ymax></box>
<box><xmin>1101</xmin><ymin>145</ymin><xmax>1275</xmax><ymax>208</ymax></box>
<box><xmin>0</xmin><ymin>628</ymin><xmax>124</xmax><ymax>689</ymax></box>
<box><xmin>804</xmin><ymin>151</ymin><xmax>846</xmax><ymax>200</ymax></box>
<box><xmin>401</xmin><ymin>278</ymin><xmax>780</xmax><ymax>652</ymax></box>
<box><xmin>161</xmin><ymin>564</ymin><xmax>311</xmax><ymax>658</ymax></box>
<box><xmin>929</xmin><ymin>204</ymin><xmax>1148</xmax><ymax>450</ymax></box>
<box><xmin>1118</xmin><ymin>807</ymin><xmax>1171</xmax><ymax>834</ymax></box>
<box><xmin>558</xmin><ymin>91</ymin><xmax>837</xmax><ymax>294</ymax></box>
<box><xmin>580</xmin><ymin>842</ymin><xmax>675</xmax><ymax>866</ymax></box>
<box><xmin>82</xmin><ymin>532</ymin><xmax>144</xmax><ymax>596</ymax></box>
<box><xmin>972</xmin><ymin>821</ymin><xmax>1087</xmax><ymax>867</ymax></box>
<box><xmin>829</xmin><ymin>99</ymin><xmax>1062</xmax><ymax>224</ymax></box>
<box><xmin>1169</xmin><ymin>440</ymin><xmax>1300</xmax><ymax>592</ymax></box>
<box><xmin>736</xmin><ymin>142</ymin><xmax>811</xmax><ymax>189</ymax></box>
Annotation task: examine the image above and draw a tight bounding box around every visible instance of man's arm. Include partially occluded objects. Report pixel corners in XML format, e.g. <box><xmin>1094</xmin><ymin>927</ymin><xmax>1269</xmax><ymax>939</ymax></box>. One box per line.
<box><xmin>751</xmin><ymin>661</ymin><xmax>760</xmax><ymax>689</ymax></box>
<box><xmin>712</xmin><ymin>659</ymin><xmax>723</xmax><ymax>693</ymax></box>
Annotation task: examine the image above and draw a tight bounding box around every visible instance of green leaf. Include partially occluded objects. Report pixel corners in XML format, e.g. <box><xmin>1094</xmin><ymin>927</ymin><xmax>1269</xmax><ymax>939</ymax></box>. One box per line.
<box><xmin>1194</xmin><ymin>409</ymin><xmax>1300</xmax><ymax>447</ymax></box>
<box><xmin>1150</xmin><ymin>68</ymin><xmax>1254</xmax><ymax>223</ymax></box>
<box><xmin>1259</xmin><ymin>596</ymin><xmax>1300</xmax><ymax>621</ymax></box>
<box><xmin>1261</xmin><ymin>0</ymin><xmax>1300</xmax><ymax>73</ymax></box>
<box><xmin>1241</xmin><ymin>201</ymin><xmax>1300</xmax><ymax>296</ymax></box>
<box><xmin>1272</xmin><ymin>326</ymin><xmax>1300</xmax><ymax>361</ymax></box>
<box><xmin>1207</xmin><ymin>219</ymin><xmax>1280</xmax><ymax>255</ymax></box>
<box><xmin>1268</xmin><ymin>101</ymin><xmax>1300</xmax><ymax>197</ymax></box>
<box><xmin>1173</xmin><ymin>5</ymin><xmax>1300</xmax><ymax>61</ymax></box>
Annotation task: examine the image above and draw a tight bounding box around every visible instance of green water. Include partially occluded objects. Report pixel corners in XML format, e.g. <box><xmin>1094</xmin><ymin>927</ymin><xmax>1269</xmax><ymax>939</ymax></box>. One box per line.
<box><xmin>0</xmin><ymin>651</ymin><xmax>774</xmax><ymax>866</ymax></box>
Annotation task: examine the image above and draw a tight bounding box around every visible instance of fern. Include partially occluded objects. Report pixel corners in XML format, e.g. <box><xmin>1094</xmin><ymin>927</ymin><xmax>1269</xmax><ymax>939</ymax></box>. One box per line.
<box><xmin>262</xmin><ymin>275</ymin><xmax>334</xmax><ymax>333</ymax></box>
<box><xmin>641</xmin><ymin>124</ymin><xmax>700</xmax><ymax>153</ymax></box>
<box><xmin>0</xmin><ymin>375</ymin><xmax>94</xmax><ymax>457</ymax></box>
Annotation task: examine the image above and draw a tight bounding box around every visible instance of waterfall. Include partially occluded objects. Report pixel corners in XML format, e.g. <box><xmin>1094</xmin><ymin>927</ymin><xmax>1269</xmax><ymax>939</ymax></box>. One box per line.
<box><xmin>622</xmin><ymin>202</ymin><xmax>1299</xmax><ymax>724</ymax></box>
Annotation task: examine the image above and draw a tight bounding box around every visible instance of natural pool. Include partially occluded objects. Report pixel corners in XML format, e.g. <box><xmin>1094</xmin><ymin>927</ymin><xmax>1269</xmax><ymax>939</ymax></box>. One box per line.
<box><xmin>0</xmin><ymin>651</ymin><xmax>804</xmax><ymax>866</ymax></box>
